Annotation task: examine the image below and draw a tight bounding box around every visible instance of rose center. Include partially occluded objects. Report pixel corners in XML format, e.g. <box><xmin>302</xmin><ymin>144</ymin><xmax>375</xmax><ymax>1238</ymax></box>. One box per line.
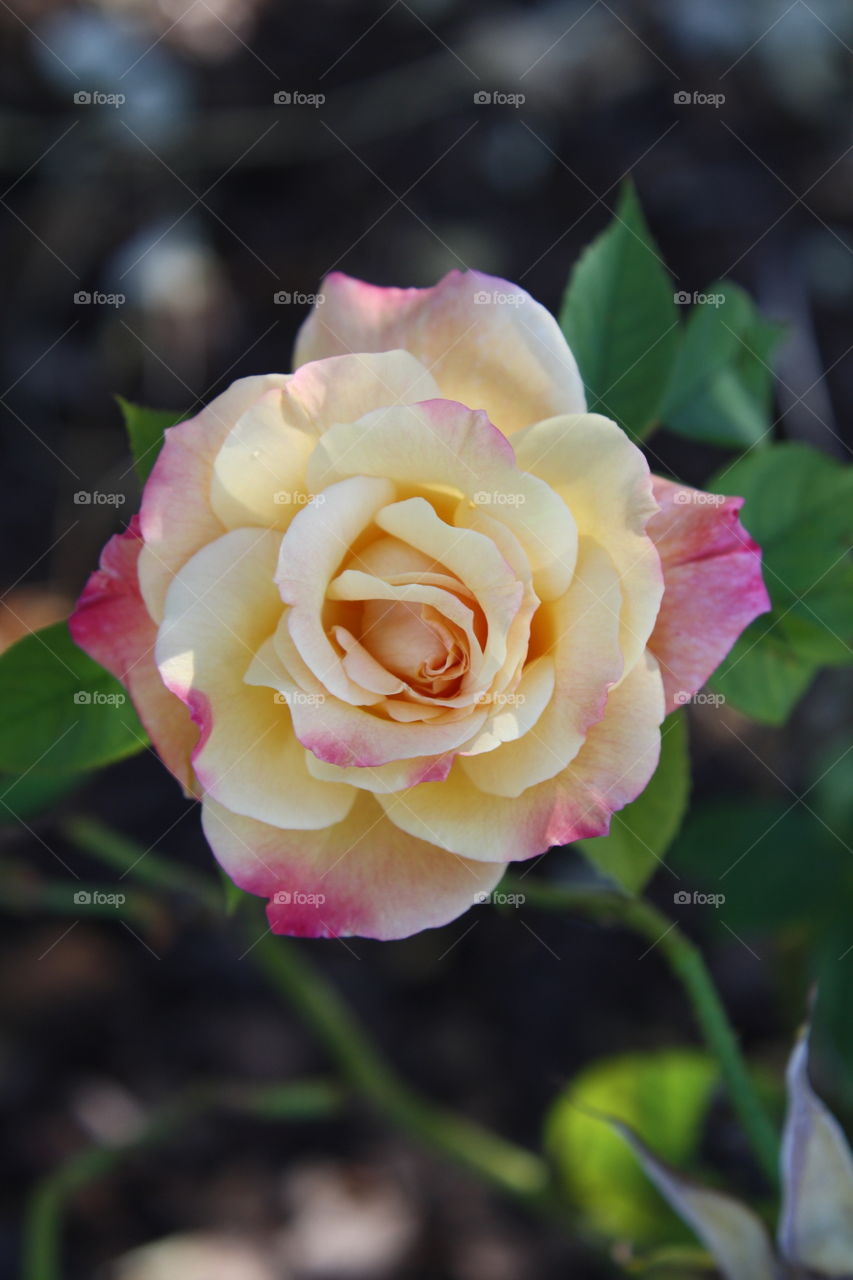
<box><xmin>359</xmin><ymin>599</ymin><xmax>469</xmax><ymax>696</ymax></box>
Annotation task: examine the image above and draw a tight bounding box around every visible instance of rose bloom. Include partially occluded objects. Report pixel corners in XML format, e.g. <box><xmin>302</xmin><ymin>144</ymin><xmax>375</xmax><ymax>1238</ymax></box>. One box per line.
<box><xmin>71</xmin><ymin>272</ymin><xmax>769</xmax><ymax>939</ymax></box>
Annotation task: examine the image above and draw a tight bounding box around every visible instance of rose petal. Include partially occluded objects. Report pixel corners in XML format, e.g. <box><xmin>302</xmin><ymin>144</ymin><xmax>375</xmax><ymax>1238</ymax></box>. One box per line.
<box><xmin>156</xmin><ymin>527</ymin><xmax>354</xmax><ymax>830</ymax></box>
<box><xmin>308</xmin><ymin>398</ymin><xmax>577</xmax><ymax>601</ymax></box>
<box><xmin>138</xmin><ymin>374</ymin><xmax>289</xmax><ymax>623</ymax></box>
<box><xmin>646</xmin><ymin>477</ymin><xmax>771</xmax><ymax>713</ymax></box>
<box><xmin>294</xmin><ymin>270</ymin><xmax>586</xmax><ymax>435</ymax></box>
<box><xmin>379</xmin><ymin>652</ymin><xmax>665</xmax><ymax>861</ymax></box>
<box><xmin>459</xmin><ymin>539</ymin><xmax>623</xmax><ymax>796</ymax></box>
<box><xmin>69</xmin><ymin>518</ymin><xmax>198</xmax><ymax>793</ymax></box>
<box><xmin>514</xmin><ymin>413</ymin><xmax>663</xmax><ymax>675</ymax></box>
<box><xmin>201</xmin><ymin>792</ymin><xmax>506</xmax><ymax>940</ymax></box>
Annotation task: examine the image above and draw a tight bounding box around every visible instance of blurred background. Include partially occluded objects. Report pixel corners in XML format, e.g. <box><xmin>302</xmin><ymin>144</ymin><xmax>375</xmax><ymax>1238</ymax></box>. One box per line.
<box><xmin>1</xmin><ymin>0</ymin><xmax>853</xmax><ymax>1276</ymax></box>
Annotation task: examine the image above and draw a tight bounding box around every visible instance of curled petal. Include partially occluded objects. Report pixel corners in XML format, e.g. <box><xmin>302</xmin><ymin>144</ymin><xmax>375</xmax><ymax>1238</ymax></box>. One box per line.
<box><xmin>779</xmin><ymin>1028</ymin><xmax>853</xmax><ymax>1272</ymax></box>
<box><xmin>294</xmin><ymin>269</ymin><xmax>586</xmax><ymax>435</ymax></box>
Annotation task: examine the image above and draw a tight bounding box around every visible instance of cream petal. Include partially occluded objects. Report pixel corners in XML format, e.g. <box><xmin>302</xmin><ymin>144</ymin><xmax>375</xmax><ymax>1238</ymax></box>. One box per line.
<box><xmin>156</xmin><ymin>527</ymin><xmax>354</xmax><ymax>830</ymax></box>
<box><xmin>275</xmin><ymin>474</ymin><xmax>398</xmax><ymax>704</ymax></box>
<box><xmin>138</xmin><ymin>375</ymin><xmax>290</xmax><ymax>624</ymax></box>
<box><xmin>379</xmin><ymin>653</ymin><xmax>664</xmax><ymax>862</ymax></box>
<box><xmin>308</xmin><ymin>398</ymin><xmax>577</xmax><ymax>601</ymax></box>
<box><xmin>294</xmin><ymin>269</ymin><xmax>586</xmax><ymax>435</ymax></box>
<box><xmin>201</xmin><ymin>792</ymin><xmax>507</xmax><ymax>940</ymax></box>
<box><xmin>460</xmin><ymin>540</ymin><xmax>624</xmax><ymax>797</ymax></box>
<box><xmin>514</xmin><ymin>413</ymin><xmax>663</xmax><ymax>674</ymax></box>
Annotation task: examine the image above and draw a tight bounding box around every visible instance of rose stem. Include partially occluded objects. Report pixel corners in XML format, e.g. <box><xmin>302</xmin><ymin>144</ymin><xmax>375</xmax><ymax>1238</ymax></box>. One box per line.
<box><xmin>501</xmin><ymin>874</ymin><xmax>780</xmax><ymax>1187</ymax></box>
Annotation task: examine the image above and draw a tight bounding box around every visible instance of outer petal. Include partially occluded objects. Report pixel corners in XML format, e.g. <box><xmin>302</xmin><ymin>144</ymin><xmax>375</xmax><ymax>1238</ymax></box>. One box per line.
<box><xmin>156</xmin><ymin>527</ymin><xmax>354</xmax><ymax>830</ymax></box>
<box><xmin>513</xmin><ymin>414</ymin><xmax>663</xmax><ymax>675</ymax></box>
<box><xmin>611</xmin><ymin>1120</ymin><xmax>777</xmax><ymax>1280</ymax></box>
<box><xmin>201</xmin><ymin>792</ymin><xmax>506</xmax><ymax>940</ymax></box>
<box><xmin>69</xmin><ymin>518</ymin><xmax>198</xmax><ymax>793</ymax></box>
<box><xmin>138</xmin><ymin>374</ymin><xmax>289</xmax><ymax>623</ymax></box>
<box><xmin>646</xmin><ymin>477</ymin><xmax>771</xmax><ymax>714</ymax></box>
<box><xmin>379</xmin><ymin>653</ymin><xmax>665</xmax><ymax>861</ymax></box>
<box><xmin>779</xmin><ymin>1029</ymin><xmax>853</xmax><ymax>1271</ymax></box>
<box><xmin>294</xmin><ymin>270</ymin><xmax>586</xmax><ymax>436</ymax></box>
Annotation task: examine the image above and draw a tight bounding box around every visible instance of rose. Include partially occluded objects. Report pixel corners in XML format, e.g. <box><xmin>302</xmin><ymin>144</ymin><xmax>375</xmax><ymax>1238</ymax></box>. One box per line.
<box><xmin>70</xmin><ymin>271</ymin><xmax>769</xmax><ymax>940</ymax></box>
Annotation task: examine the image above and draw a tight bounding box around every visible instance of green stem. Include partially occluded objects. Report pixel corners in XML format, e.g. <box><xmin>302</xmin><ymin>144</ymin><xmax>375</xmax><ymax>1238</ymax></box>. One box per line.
<box><xmin>504</xmin><ymin>876</ymin><xmax>780</xmax><ymax>1186</ymax></box>
<box><xmin>61</xmin><ymin>815</ymin><xmax>222</xmax><ymax>911</ymax></box>
<box><xmin>22</xmin><ymin>1078</ymin><xmax>343</xmax><ymax>1280</ymax></box>
<box><xmin>250</xmin><ymin>926</ymin><xmax>556</xmax><ymax>1212</ymax></box>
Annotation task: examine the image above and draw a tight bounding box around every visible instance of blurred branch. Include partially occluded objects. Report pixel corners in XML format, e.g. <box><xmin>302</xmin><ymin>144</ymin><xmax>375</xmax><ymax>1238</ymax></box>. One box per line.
<box><xmin>249</xmin><ymin>922</ymin><xmax>557</xmax><ymax>1215</ymax></box>
<box><xmin>22</xmin><ymin>1077</ymin><xmax>343</xmax><ymax>1280</ymax></box>
<box><xmin>61</xmin><ymin>813</ymin><xmax>222</xmax><ymax>911</ymax></box>
<box><xmin>503</xmin><ymin>876</ymin><xmax>780</xmax><ymax>1188</ymax></box>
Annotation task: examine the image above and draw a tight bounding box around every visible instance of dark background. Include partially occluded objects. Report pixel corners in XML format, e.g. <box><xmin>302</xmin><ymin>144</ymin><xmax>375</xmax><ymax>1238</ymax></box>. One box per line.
<box><xmin>1</xmin><ymin>1</ymin><xmax>853</xmax><ymax>1276</ymax></box>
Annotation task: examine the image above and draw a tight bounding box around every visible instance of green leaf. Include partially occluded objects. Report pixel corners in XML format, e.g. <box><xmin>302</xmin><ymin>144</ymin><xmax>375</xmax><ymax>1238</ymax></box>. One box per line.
<box><xmin>117</xmin><ymin>397</ymin><xmax>184</xmax><ymax>485</ymax></box>
<box><xmin>545</xmin><ymin>1049</ymin><xmax>719</xmax><ymax>1245</ymax></box>
<box><xmin>669</xmin><ymin>800</ymin><xmax>846</xmax><ymax>935</ymax></box>
<box><xmin>708</xmin><ymin>444</ymin><xmax>853</xmax><ymax>722</ymax></box>
<box><xmin>576</xmin><ymin>711</ymin><xmax>690</xmax><ymax>893</ymax></box>
<box><xmin>0</xmin><ymin>622</ymin><xmax>147</xmax><ymax>775</ymax></box>
<box><xmin>660</xmin><ymin>282</ymin><xmax>784</xmax><ymax>448</ymax></box>
<box><xmin>559</xmin><ymin>182</ymin><xmax>680</xmax><ymax>442</ymax></box>
<box><xmin>0</xmin><ymin>770</ymin><xmax>83</xmax><ymax>823</ymax></box>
